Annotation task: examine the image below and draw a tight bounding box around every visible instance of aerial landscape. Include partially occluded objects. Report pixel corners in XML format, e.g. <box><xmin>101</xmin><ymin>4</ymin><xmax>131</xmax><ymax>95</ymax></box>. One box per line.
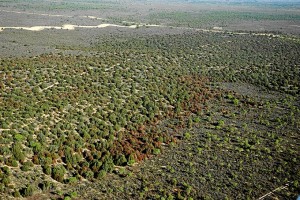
<box><xmin>0</xmin><ymin>0</ymin><xmax>299</xmax><ymax>199</ymax></box>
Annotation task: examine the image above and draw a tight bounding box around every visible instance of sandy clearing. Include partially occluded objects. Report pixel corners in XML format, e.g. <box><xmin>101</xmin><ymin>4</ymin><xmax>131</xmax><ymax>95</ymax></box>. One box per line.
<box><xmin>0</xmin><ymin>23</ymin><xmax>164</xmax><ymax>32</ymax></box>
<box><xmin>0</xmin><ymin>9</ymin><xmax>73</xmax><ymax>17</ymax></box>
<box><xmin>0</xmin><ymin>129</ymin><xmax>11</xmax><ymax>131</ymax></box>
<box><xmin>84</xmin><ymin>15</ymin><xmax>104</xmax><ymax>20</ymax></box>
<box><xmin>0</xmin><ymin>10</ymin><xmax>286</xmax><ymax>40</ymax></box>
<box><xmin>0</xmin><ymin>25</ymin><xmax>76</xmax><ymax>31</ymax></box>
<box><xmin>41</xmin><ymin>82</ymin><xmax>59</xmax><ymax>91</ymax></box>
<box><xmin>0</xmin><ymin>9</ymin><xmax>107</xmax><ymax>21</ymax></box>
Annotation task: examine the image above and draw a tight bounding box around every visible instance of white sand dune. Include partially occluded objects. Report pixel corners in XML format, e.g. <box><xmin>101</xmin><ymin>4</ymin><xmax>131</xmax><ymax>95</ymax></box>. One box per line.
<box><xmin>0</xmin><ymin>10</ymin><xmax>163</xmax><ymax>33</ymax></box>
<box><xmin>290</xmin><ymin>25</ymin><xmax>300</xmax><ymax>28</ymax></box>
<box><xmin>0</xmin><ymin>24</ymin><xmax>75</xmax><ymax>31</ymax></box>
<box><xmin>85</xmin><ymin>16</ymin><xmax>104</xmax><ymax>20</ymax></box>
<box><xmin>0</xmin><ymin>24</ymin><xmax>283</xmax><ymax>40</ymax></box>
<box><xmin>0</xmin><ymin>23</ymin><xmax>163</xmax><ymax>32</ymax></box>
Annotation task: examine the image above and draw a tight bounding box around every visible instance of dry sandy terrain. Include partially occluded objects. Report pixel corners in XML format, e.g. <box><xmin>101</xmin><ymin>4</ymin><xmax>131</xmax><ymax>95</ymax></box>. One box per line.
<box><xmin>1</xmin><ymin>0</ymin><xmax>300</xmax><ymax>58</ymax></box>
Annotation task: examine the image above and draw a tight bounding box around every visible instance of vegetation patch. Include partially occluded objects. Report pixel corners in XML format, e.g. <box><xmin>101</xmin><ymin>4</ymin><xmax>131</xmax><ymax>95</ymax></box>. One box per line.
<box><xmin>0</xmin><ymin>10</ymin><xmax>299</xmax><ymax>198</ymax></box>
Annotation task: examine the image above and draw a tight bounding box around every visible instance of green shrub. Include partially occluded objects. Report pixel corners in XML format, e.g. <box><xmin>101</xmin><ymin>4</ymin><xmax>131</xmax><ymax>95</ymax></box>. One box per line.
<box><xmin>153</xmin><ymin>148</ymin><xmax>161</xmax><ymax>155</ymax></box>
<box><xmin>233</xmin><ymin>98</ymin><xmax>239</xmax><ymax>106</ymax></box>
<box><xmin>14</xmin><ymin>134</ymin><xmax>25</xmax><ymax>141</ymax></box>
<box><xmin>184</xmin><ymin>132</ymin><xmax>191</xmax><ymax>140</ymax></box>
<box><xmin>12</xmin><ymin>143</ymin><xmax>25</xmax><ymax>162</ymax></box>
<box><xmin>227</xmin><ymin>94</ymin><xmax>234</xmax><ymax>99</ymax></box>
<box><xmin>0</xmin><ymin>183</ymin><xmax>5</xmax><ymax>192</ymax></box>
<box><xmin>5</xmin><ymin>157</ymin><xmax>18</xmax><ymax>167</ymax></box>
<box><xmin>40</xmin><ymin>181</ymin><xmax>53</xmax><ymax>191</ymax></box>
<box><xmin>11</xmin><ymin>159</ymin><xmax>18</xmax><ymax>167</ymax></box>
<box><xmin>2</xmin><ymin>177</ymin><xmax>10</xmax><ymax>186</ymax></box>
<box><xmin>13</xmin><ymin>189</ymin><xmax>21</xmax><ymax>197</ymax></box>
<box><xmin>0</xmin><ymin>146</ymin><xmax>10</xmax><ymax>156</ymax></box>
<box><xmin>90</xmin><ymin>160</ymin><xmax>102</xmax><ymax>172</ymax></box>
<box><xmin>64</xmin><ymin>147</ymin><xmax>78</xmax><ymax>166</ymax></box>
<box><xmin>52</xmin><ymin>165</ymin><xmax>66</xmax><ymax>182</ymax></box>
<box><xmin>83</xmin><ymin>170</ymin><xmax>94</xmax><ymax>180</ymax></box>
<box><xmin>64</xmin><ymin>196</ymin><xmax>72</xmax><ymax>200</ymax></box>
<box><xmin>127</xmin><ymin>154</ymin><xmax>135</xmax><ymax>166</ymax></box>
<box><xmin>70</xmin><ymin>191</ymin><xmax>78</xmax><ymax>198</ymax></box>
<box><xmin>43</xmin><ymin>165</ymin><xmax>52</xmax><ymax>175</ymax></box>
<box><xmin>101</xmin><ymin>157</ymin><xmax>114</xmax><ymax>173</ymax></box>
<box><xmin>95</xmin><ymin>170</ymin><xmax>106</xmax><ymax>179</ymax></box>
<box><xmin>2</xmin><ymin>166</ymin><xmax>10</xmax><ymax>175</ymax></box>
<box><xmin>21</xmin><ymin>161</ymin><xmax>33</xmax><ymax>171</ymax></box>
<box><xmin>41</xmin><ymin>156</ymin><xmax>53</xmax><ymax>166</ymax></box>
<box><xmin>67</xmin><ymin>177</ymin><xmax>78</xmax><ymax>185</ymax></box>
<box><xmin>20</xmin><ymin>185</ymin><xmax>34</xmax><ymax>197</ymax></box>
<box><xmin>30</xmin><ymin>142</ymin><xmax>42</xmax><ymax>153</ymax></box>
<box><xmin>114</xmin><ymin>154</ymin><xmax>127</xmax><ymax>166</ymax></box>
<box><xmin>218</xmin><ymin>120</ymin><xmax>225</xmax><ymax>127</ymax></box>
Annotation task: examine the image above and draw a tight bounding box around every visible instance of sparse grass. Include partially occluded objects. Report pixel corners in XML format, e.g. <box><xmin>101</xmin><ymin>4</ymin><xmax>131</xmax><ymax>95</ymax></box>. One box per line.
<box><xmin>148</xmin><ymin>10</ymin><xmax>300</xmax><ymax>28</ymax></box>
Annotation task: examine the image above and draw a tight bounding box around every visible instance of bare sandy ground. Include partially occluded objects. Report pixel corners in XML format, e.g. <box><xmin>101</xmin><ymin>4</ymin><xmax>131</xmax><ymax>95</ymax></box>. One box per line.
<box><xmin>0</xmin><ymin>7</ymin><xmax>298</xmax><ymax>58</ymax></box>
<box><xmin>1</xmin><ymin>9</ymin><xmax>105</xmax><ymax>21</ymax></box>
<box><xmin>0</xmin><ymin>9</ymin><xmax>161</xmax><ymax>32</ymax></box>
<box><xmin>0</xmin><ymin>9</ymin><xmax>73</xmax><ymax>18</ymax></box>
<box><xmin>0</xmin><ymin>23</ymin><xmax>161</xmax><ymax>32</ymax></box>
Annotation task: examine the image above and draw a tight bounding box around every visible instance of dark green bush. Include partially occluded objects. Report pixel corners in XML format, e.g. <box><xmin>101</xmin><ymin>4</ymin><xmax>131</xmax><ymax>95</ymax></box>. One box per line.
<box><xmin>101</xmin><ymin>157</ymin><xmax>114</xmax><ymax>173</ymax></box>
<box><xmin>13</xmin><ymin>189</ymin><xmax>21</xmax><ymax>197</ymax></box>
<box><xmin>1</xmin><ymin>166</ymin><xmax>10</xmax><ymax>175</ymax></box>
<box><xmin>95</xmin><ymin>170</ymin><xmax>107</xmax><ymax>179</ymax></box>
<box><xmin>39</xmin><ymin>180</ymin><xmax>53</xmax><ymax>191</ymax></box>
<box><xmin>2</xmin><ymin>177</ymin><xmax>10</xmax><ymax>186</ymax></box>
<box><xmin>21</xmin><ymin>161</ymin><xmax>33</xmax><ymax>171</ymax></box>
<box><xmin>12</xmin><ymin>143</ymin><xmax>25</xmax><ymax>162</ymax></box>
<box><xmin>43</xmin><ymin>165</ymin><xmax>52</xmax><ymax>175</ymax></box>
<box><xmin>90</xmin><ymin>160</ymin><xmax>102</xmax><ymax>172</ymax></box>
<box><xmin>83</xmin><ymin>170</ymin><xmax>94</xmax><ymax>180</ymax></box>
<box><xmin>52</xmin><ymin>165</ymin><xmax>66</xmax><ymax>182</ymax></box>
<box><xmin>66</xmin><ymin>177</ymin><xmax>78</xmax><ymax>185</ymax></box>
<box><xmin>114</xmin><ymin>154</ymin><xmax>127</xmax><ymax>166</ymax></box>
<box><xmin>20</xmin><ymin>185</ymin><xmax>34</xmax><ymax>197</ymax></box>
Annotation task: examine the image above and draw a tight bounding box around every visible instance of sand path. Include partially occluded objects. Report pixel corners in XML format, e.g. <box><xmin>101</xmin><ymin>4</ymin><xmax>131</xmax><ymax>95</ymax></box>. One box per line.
<box><xmin>0</xmin><ymin>9</ymin><xmax>104</xmax><ymax>20</ymax></box>
<box><xmin>0</xmin><ymin>9</ymin><xmax>162</xmax><ymax>32</ymax></box>
<box><xmin>0</xmin><ymin>23</ymin><xmax>161</xmax><ymax>32</ymax></box>
<box><xmin>0</xmin><ymin>10</ymin><xmax>292</xmax><ymax>40</ymax></box>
